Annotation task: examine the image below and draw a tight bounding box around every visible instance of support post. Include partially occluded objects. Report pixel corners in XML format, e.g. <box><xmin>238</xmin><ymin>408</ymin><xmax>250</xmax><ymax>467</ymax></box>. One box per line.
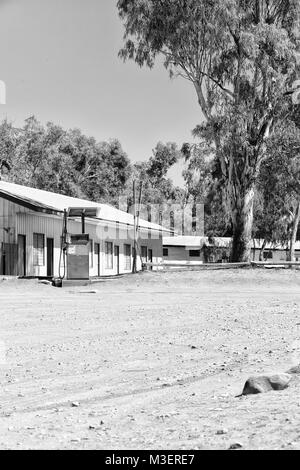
<box><xmin>81</xmin><ymin>210</ymin><xmax>85</xmax><ymax>234</ymax></box>
<box><xmin>63</xmin><ymin>210</ymin><xmax>68</xmax><ymax>241</ymax></box>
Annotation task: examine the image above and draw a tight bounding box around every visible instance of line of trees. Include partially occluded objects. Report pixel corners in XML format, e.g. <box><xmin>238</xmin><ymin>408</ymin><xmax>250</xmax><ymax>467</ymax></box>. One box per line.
<box><xmin>0</xmin><ymin>116</ymin><xmax>132</xmax><ymax>205</ymax></box>
<box><xmin>0</xmin><ymin>116</ymin><xmax>187</xmax><ymax>210</ymax></box>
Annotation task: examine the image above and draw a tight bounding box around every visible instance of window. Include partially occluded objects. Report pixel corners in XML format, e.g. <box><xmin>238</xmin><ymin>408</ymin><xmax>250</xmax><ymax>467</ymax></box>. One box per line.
<box><xmin>33</xmin><ymin>233</ymin><xmax>45</xmax><ymax>266</ymax></box>
<box><xmin>263</xmin><ymin>250</ymin><xmax>273</xmax><ymax>260</ymax></box>
<box><xmin>124</xmin><ymin>244</ymin><xmax>131</xmax><ymax>270</ymax></box>
<box><xmin>141</xmin><ymin>246</ymin><xmax>148</xmax><ymax>263</ymax></box>
<box><xmin>105</xmin><ymin>242</ymin><xmax>113</xmax><ymax>269</ymax></box>
<box><xmin>189</xmin><ymin>249</ymin><xmax>200</xmax><ymax>257</ymax></box>
<box><xmin>163</xmin><ymin>248</ymin><xmax>169</xmax><ymax>257</ymax></box>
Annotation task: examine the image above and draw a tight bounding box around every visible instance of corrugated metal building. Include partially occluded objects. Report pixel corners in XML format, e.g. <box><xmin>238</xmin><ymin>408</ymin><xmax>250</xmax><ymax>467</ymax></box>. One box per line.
<box><xmin>163</xmin><ymin>236</ymin><xmax>300</xmax><ymax>263</ymax></box>
<box><xmin>0</xmin><ymin>181</ymin><xmax>169</xmax><ymax>278</ymax></box>
<box><xmin>163</xmin><ymin>236</ymin><xmax>231</xmax><ymax>264</ymax></box>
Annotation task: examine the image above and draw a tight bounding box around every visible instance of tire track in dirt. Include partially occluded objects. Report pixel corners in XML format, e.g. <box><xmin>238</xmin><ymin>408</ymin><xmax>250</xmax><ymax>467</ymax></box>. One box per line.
<box><xmin>0</xmin><ymin>354</ymin><xmax>249</xmax><ymax>417</ymax></box>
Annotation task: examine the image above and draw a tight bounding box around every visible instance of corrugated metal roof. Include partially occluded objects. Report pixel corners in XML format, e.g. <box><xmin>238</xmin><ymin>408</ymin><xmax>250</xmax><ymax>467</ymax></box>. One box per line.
<box><xmin>163</xmin><ymin>235</ymin><xmax>300</xmax><ymax>250</ymax></box>
<box><xmin>0</xmin><ymin>181</ymin><xmax>170</xmax><ymax>232</ymax></box>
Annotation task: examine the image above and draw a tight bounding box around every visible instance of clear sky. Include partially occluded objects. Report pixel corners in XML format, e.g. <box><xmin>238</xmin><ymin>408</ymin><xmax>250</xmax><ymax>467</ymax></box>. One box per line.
<box><xmin>0</xmin><ymin>0</ymin><xmax>202</xmax><ymax>185</ymax></box>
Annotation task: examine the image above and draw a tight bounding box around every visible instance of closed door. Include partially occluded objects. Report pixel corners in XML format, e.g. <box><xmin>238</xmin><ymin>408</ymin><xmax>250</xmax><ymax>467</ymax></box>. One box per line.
<box><xmin>94</xmin><ymin>243</ymin><xmax>100</xmax><ymax>277</ymax></box>
<box><xmin>18</xmin><ymin>235</ymin><xmax>26</xmax><ymax>277</ymax></box>
<box><xmin>47</xmin><ymin>238</ymin><xmax>54</xmax><ymax>277</ymax></box>
<box><xmin>3</xmin><ymin>243</ymin><xmax>18</xmax><ymax>276</ymax></box>
<box><xmin>114</xmin><ymin>245</ymin><xmax>120</xmax><ymax>275</ymax></box>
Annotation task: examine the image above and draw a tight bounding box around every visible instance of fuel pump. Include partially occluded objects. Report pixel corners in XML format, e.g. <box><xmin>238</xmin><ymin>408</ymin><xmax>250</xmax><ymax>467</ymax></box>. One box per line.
<box><xmin>66</xmin><ymin>207</ymin><xmax>100</xmax><ymax>280</ymax></box>
<box><xmin>55</xmin><ymin>207</ymin><xmax>100</xmax><ymax>284</ymax></box>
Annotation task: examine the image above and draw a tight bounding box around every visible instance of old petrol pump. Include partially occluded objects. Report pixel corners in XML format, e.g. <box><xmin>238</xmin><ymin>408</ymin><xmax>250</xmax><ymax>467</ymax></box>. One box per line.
<box><xmin>67</xmin><ymin>232</ymin><xmax>90</xmax><ymax>280</ymax></box>
<box><xmin>59</xmin><ymin>207</ymin><xmax>100</xmax><ymax>281</ymax></box>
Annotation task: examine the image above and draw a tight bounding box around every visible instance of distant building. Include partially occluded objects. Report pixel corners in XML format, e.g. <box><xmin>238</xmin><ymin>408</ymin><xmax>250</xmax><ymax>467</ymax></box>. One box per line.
<box><xmin>0</xmin><ymin>181</ymin><xmax>170</xmax><ymax>278</ymax></box>
<box><xmin>163</xmin><ymin>236</ymin><xmax>300</xmax><ymax>264</ymax></box>
<box><xmin>163</xmin><ymin>236</ymin><xmax>231</xmax><ymax>264</ymax></box>
<box><xmin>251</xmin><ymin>240</ymin><xmax>300</xmax><ymax>262</ymax></box>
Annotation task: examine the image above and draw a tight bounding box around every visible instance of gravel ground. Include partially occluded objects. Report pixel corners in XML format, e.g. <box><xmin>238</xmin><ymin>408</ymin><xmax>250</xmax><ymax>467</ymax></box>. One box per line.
<box><xmin>0</xmin><ymin>268</ymin><xmax>300</xmax><ymax>450</ymax></box>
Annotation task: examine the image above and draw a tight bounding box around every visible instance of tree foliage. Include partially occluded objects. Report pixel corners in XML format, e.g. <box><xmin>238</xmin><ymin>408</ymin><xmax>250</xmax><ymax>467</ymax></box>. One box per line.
<box><xmin>0</xmin><ymin>120</ymin><xmax>17</xmax><ymax>177</ymax></box>
<box><xmin>0</xmin><ymin>116</ymin><xmax>132</xmax><ymax>205</ymax></box>
<box><xmin>182</xmin><ymin>143</ymin><xmax>232</xmax><ymax>237</ymax></box>
<box><xmin>122</xmin><ymin>141</ymin><xmax>181</xmax><ymax>207</ymax></box>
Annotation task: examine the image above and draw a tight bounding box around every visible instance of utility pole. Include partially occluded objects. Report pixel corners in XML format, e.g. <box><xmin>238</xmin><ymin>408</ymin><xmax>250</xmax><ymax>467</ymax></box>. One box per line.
<box><xmin>136</xmin><ymin>181</ymin><xmax>143</xmax><ymax>265</ymax></box>
<box><xmin>132</xmin><ymin>180</ymin><xmax>143</xmax><ymax>273</ymax></box>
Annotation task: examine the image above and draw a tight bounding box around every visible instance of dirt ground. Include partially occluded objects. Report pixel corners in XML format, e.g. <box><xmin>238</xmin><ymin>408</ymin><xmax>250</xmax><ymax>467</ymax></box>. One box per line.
<box><xmin>0</xmin><ymin>268</ymin><xmax>300</xmax><ymax>450</ymax></box>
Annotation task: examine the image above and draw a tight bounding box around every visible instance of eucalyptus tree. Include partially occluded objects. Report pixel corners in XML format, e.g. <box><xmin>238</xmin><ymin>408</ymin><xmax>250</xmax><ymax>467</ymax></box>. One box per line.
<box><xmin>117</xmin><ymin>0</ymin><xmax>300</xmax><ymax>261</ymax></box>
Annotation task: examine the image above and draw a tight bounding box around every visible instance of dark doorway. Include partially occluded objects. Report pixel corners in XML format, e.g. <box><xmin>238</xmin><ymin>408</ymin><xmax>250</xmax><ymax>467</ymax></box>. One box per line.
<box><xmin>18</xmin><ymin>235</ymin><xmax>26</xmax><ymax>277</ymax></box>
<box><xmin>94</xmin><ymin>242</ymin><xmax>100</xmax><ymax>277</ymax></box>
<box><xmin>114</xmin><ymin>245</ymin><xmax>120</xmax><ymax>275</ymax></box>
<box><xmin>47</xmin><ymin>238</ymin><xmax>54</xmax><ymax>277</ymax></box>
<box><xmin>148</xmin><ymin>248</ymin><xmax>153</xmax><ymax>271</ymax></box>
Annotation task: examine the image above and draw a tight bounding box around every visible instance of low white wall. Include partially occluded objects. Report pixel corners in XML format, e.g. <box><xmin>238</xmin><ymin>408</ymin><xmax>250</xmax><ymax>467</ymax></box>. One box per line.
<box><xmin>163</xmin><ymin>246</ymin><xmax>204</xmax><ymax>263</ymax></box>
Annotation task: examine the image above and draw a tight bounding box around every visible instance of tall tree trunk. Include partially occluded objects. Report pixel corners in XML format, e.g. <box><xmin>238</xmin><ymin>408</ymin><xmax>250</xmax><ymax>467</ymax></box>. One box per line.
<box><xmin>259</xmin><ymin>239</ymin><xmax>267</xmax><ymax>261</ymax></box>
<box><xmin>229</xmin><ymin>184</ymin><xmax>255</xmax><ymax>262</ymax></box>
<box><xmin>288</xmin><ymin>200</ymin><xmax>300</xmax><ymax>262</ymax></box>
<box><xmin>252</xmin><ymin>238</ymin><xmax>256</xmax><ymax>261</ymax></box>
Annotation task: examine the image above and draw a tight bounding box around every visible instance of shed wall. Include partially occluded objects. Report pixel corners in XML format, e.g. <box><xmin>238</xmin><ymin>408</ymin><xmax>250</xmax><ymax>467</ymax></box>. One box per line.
<box><xmin>0</xmin><ymin>197</ymin><xmax>163</xmax><ymax>277</ymax></box>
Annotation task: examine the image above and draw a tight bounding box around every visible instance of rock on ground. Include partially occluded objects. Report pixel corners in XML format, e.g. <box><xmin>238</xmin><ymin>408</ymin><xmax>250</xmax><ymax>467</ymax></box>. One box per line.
<box><xmin>241</xmin><ymin>373</ymin><xmax>292</xmax><ymax>395</ymax></box>
<box><xmin>286</xmin><ymin>364</ymin><xmax>300</xmax><ymax>375</ymax></box>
